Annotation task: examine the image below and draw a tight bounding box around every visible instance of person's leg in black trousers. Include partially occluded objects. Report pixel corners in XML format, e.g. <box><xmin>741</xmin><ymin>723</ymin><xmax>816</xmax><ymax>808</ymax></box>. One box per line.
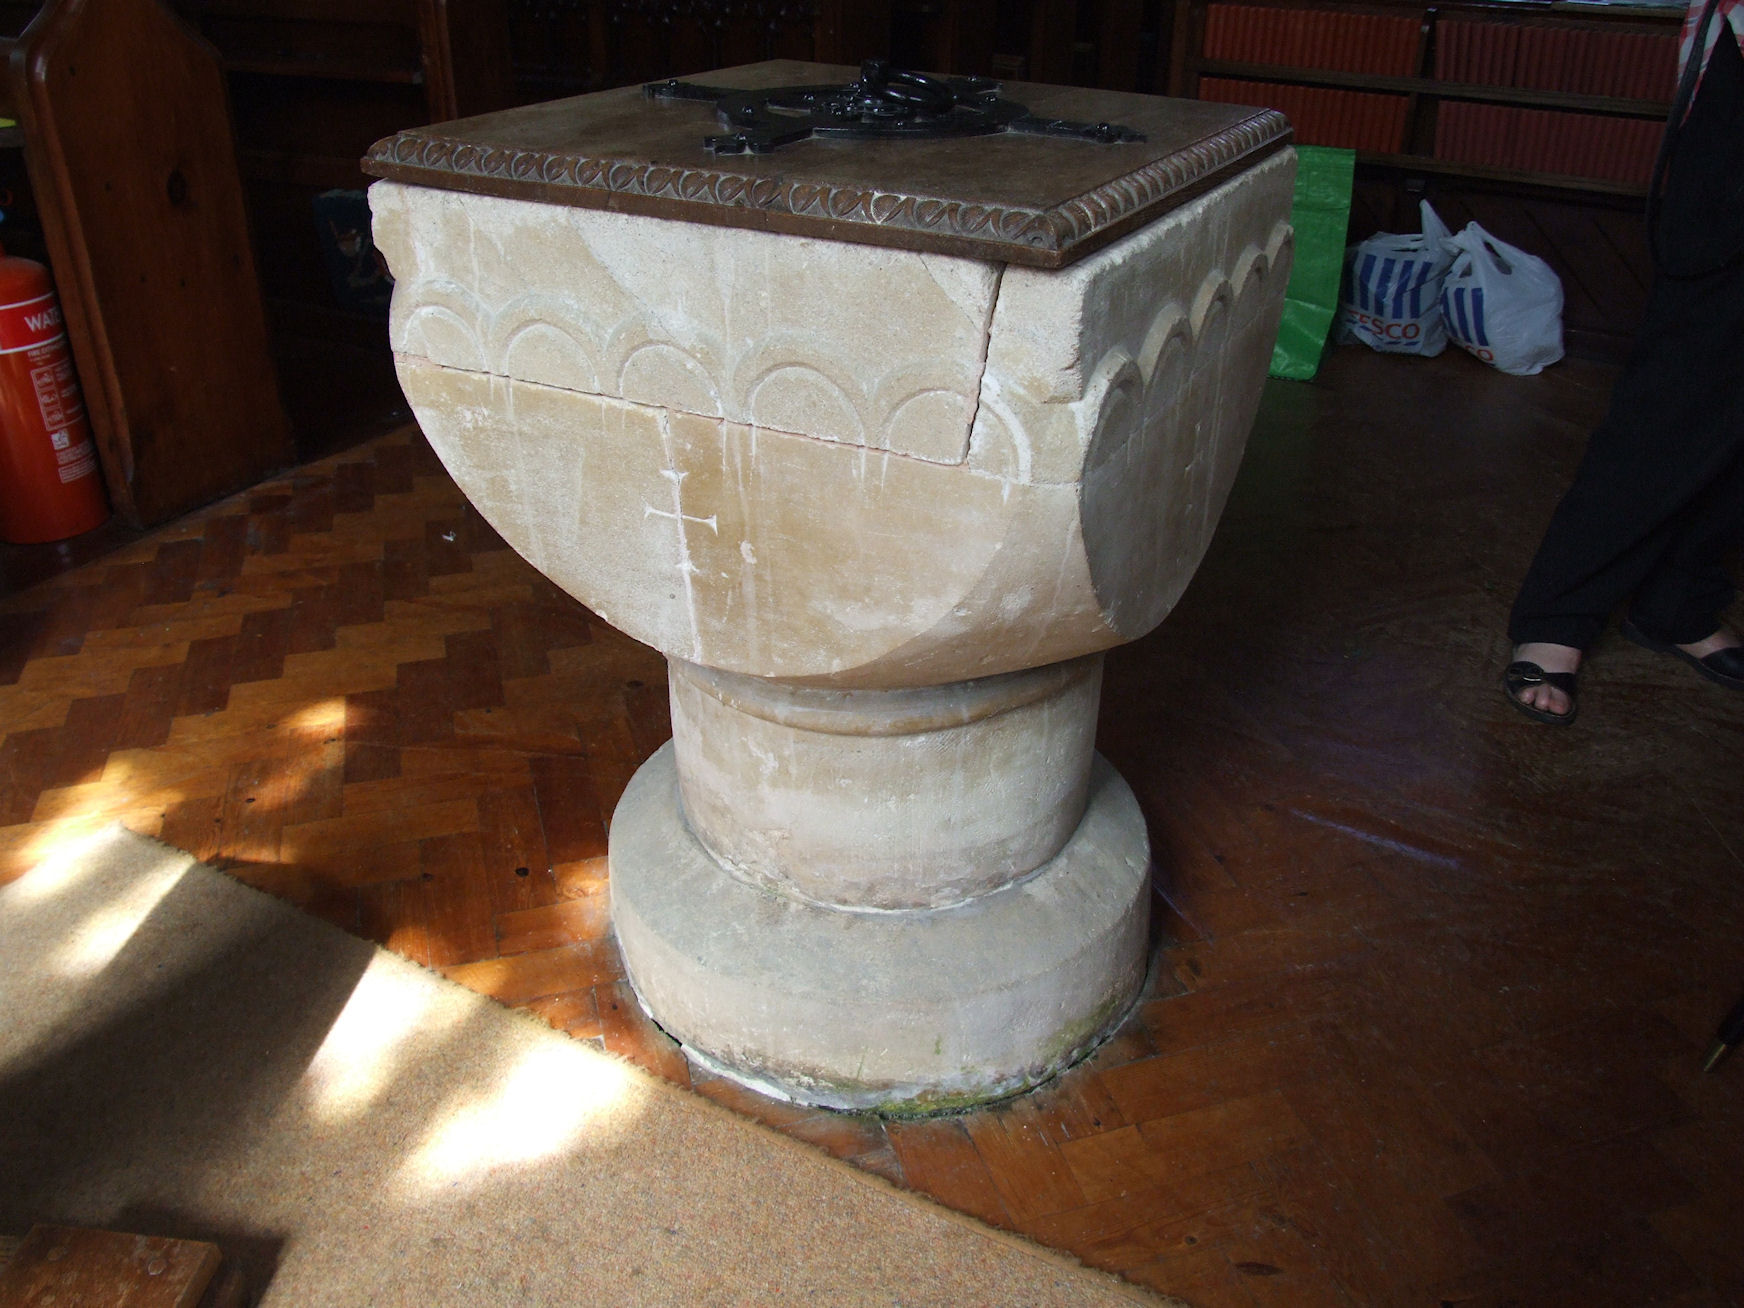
<box><xmin>1505</xmin><ymin>23</ymin><xmax>1744</xmax><ymax>720</ymax></box>
<box><xmin>1628</xmin><ymin>440</ymin><xmax>1744</xmax><ymax>644</ymax></box>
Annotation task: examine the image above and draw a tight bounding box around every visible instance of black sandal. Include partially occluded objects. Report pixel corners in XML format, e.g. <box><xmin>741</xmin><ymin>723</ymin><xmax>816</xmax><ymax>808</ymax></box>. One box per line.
<box><xmin>1503</xmin><ymin>660</ymin><xmax>1579</xmax><ymax>725</ymax></box>
<box><xmin>1619</xmin><ymin>618</ymin><xmax>1744</xmax><ymax>691</ymax></box>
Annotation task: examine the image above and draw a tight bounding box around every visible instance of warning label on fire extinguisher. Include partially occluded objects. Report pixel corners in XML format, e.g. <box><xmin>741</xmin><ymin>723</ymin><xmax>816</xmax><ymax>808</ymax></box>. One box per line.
<box><xmin>0</xmin><ymin>292</ymin><xmax>65</xmax><ymax>353</ymax></box>
<box><xmin>54</xmin><ymin>436</ymin><xmax>96</xmax><ymax>482</ymax></box>
<box><xmin>31</xmin><ymin>356</ymin><xmax>81</xmax><ymax>432</ymax></box>
<box><xmin>0</xmin><ymin>266</ymin><xmax>108</xmax><ymax>542</ymax></box>
<box><xmin>1</xmin><ymin>292</ymin><xmax>89</xmax><ymax>438</ymax></box>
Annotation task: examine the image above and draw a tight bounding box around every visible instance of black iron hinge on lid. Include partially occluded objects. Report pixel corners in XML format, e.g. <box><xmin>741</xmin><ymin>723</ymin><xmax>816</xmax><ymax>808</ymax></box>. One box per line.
<box><xmin>646</xmin><ymin>58</ymin><xmax>1146</xmax><ymax>154</ymax></box>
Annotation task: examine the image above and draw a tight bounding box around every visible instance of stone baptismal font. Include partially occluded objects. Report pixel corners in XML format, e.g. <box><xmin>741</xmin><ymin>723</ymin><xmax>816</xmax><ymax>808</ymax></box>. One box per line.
<box><xmin>364</xmin><ymin>62</ymin><xmax>1294</xmax><ymax>1113</ymax></box>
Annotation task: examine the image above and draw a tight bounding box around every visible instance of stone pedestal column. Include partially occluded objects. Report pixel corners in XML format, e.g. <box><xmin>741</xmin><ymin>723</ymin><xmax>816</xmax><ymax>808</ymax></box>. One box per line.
<box><xmin>370</xmin><ymin>127</ymin><xmax>1294</xmax><ymax>1112</ymax></box>
<box><xmin>611</xmin><ymin>653</ymin><xmax>1150</xmax><ymax>1110</ymax></box>
<box><xmin>669</xmin><ymin>655</ymin><xmax>1102</xmax><ymax>910</ymax></box>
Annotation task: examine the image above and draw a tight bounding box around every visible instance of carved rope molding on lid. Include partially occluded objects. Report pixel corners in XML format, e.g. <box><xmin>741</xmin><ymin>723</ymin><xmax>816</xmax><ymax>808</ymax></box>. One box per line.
<box><xmin>362</xmin><ymin>110</ymin><xmax>1290</xmax><ymax>258</ymax></box>
<box><xmin>1044</xmin><ymin>114</ymin><xmax>1289</xmax><ymax>243</ymax></box>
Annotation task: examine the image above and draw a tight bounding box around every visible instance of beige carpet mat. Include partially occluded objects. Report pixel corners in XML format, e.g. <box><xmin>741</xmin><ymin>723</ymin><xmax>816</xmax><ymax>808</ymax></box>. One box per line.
<box><xmin>0</xmin><ymin>825</ymin><xmax>1179</xmax><ymax>1307</ymax></box>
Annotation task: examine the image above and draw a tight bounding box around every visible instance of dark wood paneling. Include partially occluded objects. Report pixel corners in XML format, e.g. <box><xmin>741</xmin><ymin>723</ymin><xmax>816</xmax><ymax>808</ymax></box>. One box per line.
<box><xmin>7</xmin><ymin>0</ymin><xmax>295</xmax><ymax>527</ymax></box>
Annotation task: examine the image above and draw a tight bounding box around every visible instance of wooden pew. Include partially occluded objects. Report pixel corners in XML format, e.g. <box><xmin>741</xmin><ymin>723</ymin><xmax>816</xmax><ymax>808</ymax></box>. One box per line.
<box><xmin>1</xmin><ymin>0</ymin><xmax>292</xmax><ymax>528</ymax></box>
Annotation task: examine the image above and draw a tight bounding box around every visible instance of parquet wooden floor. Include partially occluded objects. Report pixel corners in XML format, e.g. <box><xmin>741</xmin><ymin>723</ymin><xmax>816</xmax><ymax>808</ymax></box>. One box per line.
<box><xmin>4</xmin><ymin>346</ymin><xmax>1742</xmax><ymax>1306</ymax></box>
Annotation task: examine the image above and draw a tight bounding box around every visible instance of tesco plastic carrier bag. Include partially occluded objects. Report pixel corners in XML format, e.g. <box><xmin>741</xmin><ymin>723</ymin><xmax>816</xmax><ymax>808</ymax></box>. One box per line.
<box><xmin>1439</xmin><ymin>223</ymin><xmax>1565</xmax><ymax>376</ymax></box>
<box><xmin>1336</xmin><ymin>201</ymin><xmax>1453</xmax><ymax>356</ymax></box>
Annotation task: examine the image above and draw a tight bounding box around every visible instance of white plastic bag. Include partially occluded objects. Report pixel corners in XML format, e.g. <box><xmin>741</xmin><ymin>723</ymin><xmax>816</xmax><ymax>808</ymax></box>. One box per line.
<box><xmin>1336</xmin><ymin>201</ymin><xmax>1453</xmax><ymax>356</ymax></box>
<box><xmin>1439</xmin><ymin>223</ymin><xmax>1565</xmax><ymax>375</ymax></box>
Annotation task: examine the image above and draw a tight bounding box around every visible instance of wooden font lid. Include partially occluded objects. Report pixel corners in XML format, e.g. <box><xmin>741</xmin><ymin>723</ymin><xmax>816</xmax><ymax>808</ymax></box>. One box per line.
<box><xmin>362</xmin><ymin>62</ymin><xmax>1290</xmax><ymax>268</ymax></box>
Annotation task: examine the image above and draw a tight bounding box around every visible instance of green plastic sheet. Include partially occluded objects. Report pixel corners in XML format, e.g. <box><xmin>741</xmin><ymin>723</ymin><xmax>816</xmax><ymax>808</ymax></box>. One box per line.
<box><xmin>1268</xmin><ymin>146</ymin><xmax>1356</xmax><ymax>381</ymax></box>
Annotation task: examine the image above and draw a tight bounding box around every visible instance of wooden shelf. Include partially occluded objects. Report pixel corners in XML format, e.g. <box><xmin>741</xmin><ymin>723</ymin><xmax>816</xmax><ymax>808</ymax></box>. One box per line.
<box><xmin>1175</xmin><ymin>0</ymin><xmax>1681</xmax><ymax>195</ymax></box>
<box><xmin>1357</xmin><ymin>150</ymin><xmax>1651</xmax><ymax>195</ymax></box>
<box><xmin>1171</xmin><ymin>0</ymin><xmax>1667</xmax><ymax>354</ymax></box>
<box><xmin>1192</xmin><ymin>60</ymin><xmax>1428</xmax><ymax>94</ymax></box>
<box><xmin>1424</xmin><ymin>79</ymin><xmax>1668</xmax><ymax>116</ymax></box>
<box><xmin>1547</xmin><ymin>1</ymin><xmax>1685</xmax><ymax>15</ymax></box>
<box><xmin>1193</xmin><ymin>59</ymin><xmax>1671</xmax><ymax>115</ymax></box>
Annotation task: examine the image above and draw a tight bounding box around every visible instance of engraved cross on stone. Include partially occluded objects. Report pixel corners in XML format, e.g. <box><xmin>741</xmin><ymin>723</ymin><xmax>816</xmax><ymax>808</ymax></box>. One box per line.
<box><xmin>645</xmin><ymin>463</ymin><xmax>721</xmax><ymax>661</ymax></box>
<box><xmin>644</xmin><ymin>467</ymin><xmax>719</xmax><ymax>576</ymax></box>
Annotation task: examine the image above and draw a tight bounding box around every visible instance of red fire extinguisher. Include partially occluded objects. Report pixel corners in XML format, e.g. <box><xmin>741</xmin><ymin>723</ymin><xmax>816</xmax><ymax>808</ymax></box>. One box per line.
<box><xmin>0</xmin><ymin>244</ymin><xmax>108</xmax><ymax>543</ymax></box>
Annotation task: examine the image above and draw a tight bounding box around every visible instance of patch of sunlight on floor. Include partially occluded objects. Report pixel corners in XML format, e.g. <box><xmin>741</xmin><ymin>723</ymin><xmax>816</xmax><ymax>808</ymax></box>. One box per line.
<box><xmin>24</xmin><ymin>826</ymin><xmax>191</xmax><ymax>976</ymax></box>
<box><xmin>303</xmin><ymin>952</ymin><xmax>469</xmax><ymax>1124</ymax></box>
<box><xmin>400</xmin><ymin>1040</ymin><xmax>644</xmax><ymax>1197</ymax></box>
<box><xmin>284</xmin><ymin>698</ymin><xmax>347</xmax><ymax>732</ymax></box>
<box><xmin>8</xmin><ymin>821</ymin><xmax>167</xmax><ymax>903</ymax></box>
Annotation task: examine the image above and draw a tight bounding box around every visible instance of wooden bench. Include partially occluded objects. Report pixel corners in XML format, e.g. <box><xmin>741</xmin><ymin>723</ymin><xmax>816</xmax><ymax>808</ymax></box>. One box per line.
<box><xmin>1</xmin><ymin>0</ymin><xmax>293</xmax><ymax>528</ymax></box>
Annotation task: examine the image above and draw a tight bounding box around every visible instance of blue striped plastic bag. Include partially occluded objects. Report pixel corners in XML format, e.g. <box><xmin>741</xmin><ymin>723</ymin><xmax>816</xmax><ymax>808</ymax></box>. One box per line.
<box><xmin>1440</xmin><ymin>224</ymin><xmax>1565</xmax><ymax>375</ymax></box>
<box><xmin>1336</xmin><ymin>201</ymin><xmax>1453</xmax><ymax>356</ymax></box>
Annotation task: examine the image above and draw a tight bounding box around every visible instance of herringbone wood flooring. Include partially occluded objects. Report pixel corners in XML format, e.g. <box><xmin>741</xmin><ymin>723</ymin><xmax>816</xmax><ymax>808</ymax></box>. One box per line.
<box><xmin>4</xmin><ymin>347</ymin><xmax>1742</xmax><ymax>1306</ymax></box>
